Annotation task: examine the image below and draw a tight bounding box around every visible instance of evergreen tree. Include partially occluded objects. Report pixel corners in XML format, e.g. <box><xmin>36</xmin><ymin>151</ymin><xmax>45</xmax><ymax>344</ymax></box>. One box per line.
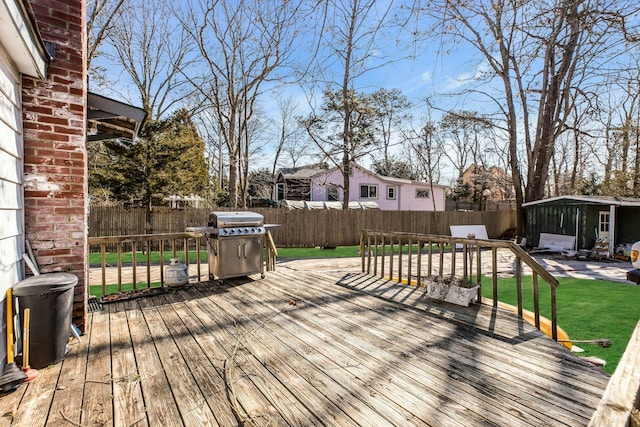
<box><xmin>88</xmin><ymin>109</ymin><xmax>210</xmax><ymax>209</ymax></box>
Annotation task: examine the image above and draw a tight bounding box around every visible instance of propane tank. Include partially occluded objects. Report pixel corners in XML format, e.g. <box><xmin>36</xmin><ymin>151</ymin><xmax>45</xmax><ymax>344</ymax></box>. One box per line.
<box><xmin>165</xmin><ymin>258</ymin><xmax>188</xmax><ymax>287</ymax></box>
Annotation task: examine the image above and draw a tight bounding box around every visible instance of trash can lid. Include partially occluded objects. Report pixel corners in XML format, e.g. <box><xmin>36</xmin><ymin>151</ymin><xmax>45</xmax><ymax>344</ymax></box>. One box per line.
<box><xmin>13</xmin><ymin>273</ymin><xmax>78</xmax><ymax>296</ymax></box>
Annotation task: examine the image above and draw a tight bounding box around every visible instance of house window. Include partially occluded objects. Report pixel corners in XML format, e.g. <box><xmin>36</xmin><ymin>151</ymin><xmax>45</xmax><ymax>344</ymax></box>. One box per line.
<box><xmin>387</xmin><ymin>186</ymin><xmax>396</xmax><ymax>200</ymax></box>
<box><xmin>416</xmin><ymin>189</ymin><xmax>430</xmax><ymax>198</ymax></box>
<box><xmin>327</xmin><ymin>185</ymin><xmax>339</xmax><ymax>201</ymax></box>
<box><xmin>360</xmin><ymin>184</ymin><xmax>378</xmax><ymax>199</ymax></box>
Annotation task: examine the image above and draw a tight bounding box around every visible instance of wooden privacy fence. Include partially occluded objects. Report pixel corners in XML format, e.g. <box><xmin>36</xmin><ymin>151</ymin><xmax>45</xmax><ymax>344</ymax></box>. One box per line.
<box><xmin>89</xmin><ymin>206</ymin><xmax>516</xmax><ymax>249</ymax></box>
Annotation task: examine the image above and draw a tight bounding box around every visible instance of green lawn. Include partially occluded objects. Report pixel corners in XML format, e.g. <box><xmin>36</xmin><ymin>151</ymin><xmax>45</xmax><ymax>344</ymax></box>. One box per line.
<box><xmin>89</xmin><ymin>244</ymin><xmax>449</xmax><ymax>266</ymax></box>
<box><xmin>480</xmin><ymin>275</ymin><xmax>640</xmax><ymax>374</ymax></box>
<box><xmin>89</xmin><ymin>250</ymin><xmax>208</xmax><ymax>266</ymax></box>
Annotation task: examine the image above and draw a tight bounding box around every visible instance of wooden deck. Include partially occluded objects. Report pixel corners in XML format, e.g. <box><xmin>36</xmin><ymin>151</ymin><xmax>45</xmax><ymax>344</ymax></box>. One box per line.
<box><xmin>0</xmin><ymin>270</ymin><xmax>610</xmax><ymax>426</ymax></box>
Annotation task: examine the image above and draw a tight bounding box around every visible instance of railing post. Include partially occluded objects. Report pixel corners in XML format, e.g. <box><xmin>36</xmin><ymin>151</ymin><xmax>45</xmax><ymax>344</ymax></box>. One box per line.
<box><xmin>160</xmin><ymin>240</ymin><xmax>165</xmax><ymax>284</ymax></box>
<box><xmin>516</xmin><ymin>257</ymin><xmax>523</xmax><ymax>317</ymax></box>
<box><xmin>551</xmin><ymin>288</ymin><xmax>558</xmax><ymax>341</ymax></box>
<box><xmin>360</xmin><ymin>231</ymin><xmax>365</xmax><ymax>273</ymax></box>
<box><xmin>476</xmin><ymin>242</ymin><xmax>481</xmax><ymax>303</ymax></box>
<box><xmin>100</xmin><ymin>243</ymin><xmax>106</xmax><ymax>296</ymax></box>
<box><xmin>407</xmin><ymin>238</ymin><xmax>413</xmax><ymax>285</ymax></box>
<box><xmin>381</xmin><ymin>235</ymin><xmax>386</xmax><ymax>279</ymax></box>
<box><xmin>398</xmin><ymin>236</ymin><xmax>403</xmax><ymax>283</ymax></box>
<box><xmin>367</xmin><ymin>233</ymin><xmax>372</xmax><ymax>274</ymax></box>
<box><xmin>438</xmin><ymin>242</ymin><xmax>444</xmax><ymax>279</ymax></box>
<box><xmin>492</xmin><ymin>247</ymin><xmax>498</xmax><ymax>307</ymax></box>
<box><xmin>533</xmin><ymin>272</ymin><xmax>540</xmax><ymax>329</ymax></box>
<box><xmin>389</xmin><ymin>237</ymin><xmax>394</xmax><ymax>281</ymax></box>
<box><xmin>132</xmin><ymin>242</ymin><xmax>137</xmax><ymax>291</ymax></box>
<box><xmin>416</xmin><ymin>239</ymin><xmax>422</xmax><ymax>286</ymax></box>
<box><xmin>463</xmin><ymin>242</ymin><xmax>468</xmax><ymax>281</ymax></box>
<box><xmin>450</xmin><ymin>242</ymin><xmax>456</xmax><ymax>279</ymax></box>
<box><xmin>146</xmin><ymin>240</ymin><xmax>151</xmax><ymax>288</ymax></box>
<box><xmin>373</xmin><ymin>234</ymin><xmax>378</xmax><ymax>276</ymax></box>
<box><xmin>427</xmin><ymin>240</ymin><xmax>432</xmax><ymax>278</ymax></box>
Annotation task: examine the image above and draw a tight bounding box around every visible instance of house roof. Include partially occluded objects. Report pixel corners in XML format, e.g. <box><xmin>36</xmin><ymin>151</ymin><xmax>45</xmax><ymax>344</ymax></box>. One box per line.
<box><xmin>522</xmin><ymin>195</ymin><xmax>640</xmax><ymax>208</ymax></box>
<box><xmin>86</xmin><ymin>92</ymin><xmax>147</xmax><ymax>142</ymax></box>
<box><xmin>277</xmin><ymin>163</ymin><xmax>328</xmax><ymax>179</ymax></box>
<box><xmin>311</xmin><ymin>163</ymin><xmax>449</xmax><ymax>188</ymax></box>
<box><xmin>0</xmin><ymin>0</ymin><xmax>51</xmax><ymax>78</ymax></box>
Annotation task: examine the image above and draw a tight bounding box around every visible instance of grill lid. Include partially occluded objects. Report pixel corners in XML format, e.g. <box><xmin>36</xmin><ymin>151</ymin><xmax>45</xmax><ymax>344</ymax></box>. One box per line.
<box><xmin>208</xmin><ymin>211</ymin><xmax>264</xmax><ymax>228</ymax></box>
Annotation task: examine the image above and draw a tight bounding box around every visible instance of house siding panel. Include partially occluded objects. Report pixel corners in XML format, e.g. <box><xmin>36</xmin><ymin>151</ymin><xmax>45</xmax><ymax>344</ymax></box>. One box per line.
<box><xmin>311</xmin><ymin>166</ymin><xmax>446</xmax><ymax>211</ymax></box>
<box><xmin>0</xmin><ymin>44</ymin><xmax>23</xmax><ymax>301</ymax></box>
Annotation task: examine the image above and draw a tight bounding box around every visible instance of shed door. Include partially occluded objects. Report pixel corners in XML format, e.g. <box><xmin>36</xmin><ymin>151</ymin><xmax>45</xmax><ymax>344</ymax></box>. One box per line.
<box><xmin>598</xmin><ymin>211</ymin><xmax>610</xmax><ymax>240</ymax></box>
<box><xmin>0</xmin><ymin>46</ymin><xmax>23</xmax><ymax>294</ymax></box>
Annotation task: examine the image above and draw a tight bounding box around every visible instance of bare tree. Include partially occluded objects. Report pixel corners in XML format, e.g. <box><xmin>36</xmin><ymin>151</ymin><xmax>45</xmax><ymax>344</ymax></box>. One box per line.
<box><xmin>303</xmin><ymin>0</ymin><xmax>408</xmax><ymax>209</ymax></box>
<box><xmin>86</xmin><ymin>0</ymin><xmax>128</xmax><ymax>73</ymax></box>
<box><xmin>177</xmin><ymin>0</ymin><xmax>303</xmax><ymax>207</ymax></box>
<box><xmin>422</xmin><ymin>0</ymin><xmax>638</xmax><ymax>238</ymax></box>
<box><xmin>104</xmin><ymin>0</ymin><xmax>190</xmax><ymax>120</ymax></box>
<box><xmin>299</xmin><ymin>88</ymin><xmax>377</xmax><ymax>184</ymax></box>
<box><xmin>404</xmin><ymin>120</ymin><xmax>444</xmax><ymax>211</ymax></box>
<box><xmin>370</xmin><ymin>88</ymin><xmax>412</xmax><ymax>168</ymax></box>
<box><xmin>271</xmin><ymin>98</ymin><xmax>305</xmax><ymax>174</ymax></box>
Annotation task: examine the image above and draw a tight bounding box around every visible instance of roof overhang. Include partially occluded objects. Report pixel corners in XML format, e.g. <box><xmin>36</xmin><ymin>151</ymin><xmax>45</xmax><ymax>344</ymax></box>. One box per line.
<box><xmin>0</xmin><ymin>0</ymin><xmax>50</xmax><ymax>78</ymax></box>
<box><xmin>522</xmin><ymin>195</ymin><xmax>640</xmax><ymax>208</ymax></box>
<box><xmin>87</xmin><ymin>92</ymin><xmax>147</xmax><ymax>142</ymax></box>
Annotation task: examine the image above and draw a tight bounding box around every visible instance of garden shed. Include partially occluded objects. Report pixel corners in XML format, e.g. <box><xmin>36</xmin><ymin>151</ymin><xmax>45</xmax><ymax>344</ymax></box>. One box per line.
<box><xmin>522</xmin><ymin>195</ymin><xmax>640</xmax><ymax>256</ymax></box>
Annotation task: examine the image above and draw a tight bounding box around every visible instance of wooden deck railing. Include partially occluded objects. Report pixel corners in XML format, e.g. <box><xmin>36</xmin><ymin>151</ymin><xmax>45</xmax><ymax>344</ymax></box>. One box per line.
<box><xmin>589</xmin><ymin>319</ymin><xmax>640</xmax><ymax>426</ymax></box>
<box><xmin>88</xmin><ymin>232</ymin><xmax>278</xmax><ymax>296</ymax></box>
<box><xmin>360</xmin><ymin>230</ymin><xmax>560</xmax><ymax>340</ymax></box>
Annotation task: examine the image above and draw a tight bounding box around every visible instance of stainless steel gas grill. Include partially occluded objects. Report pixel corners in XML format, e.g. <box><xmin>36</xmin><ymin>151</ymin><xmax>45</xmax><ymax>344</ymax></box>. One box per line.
<box><xmin>205</xmin><ymin>211</ymin><xmax>266</xmax><ymax>282</ymax></box>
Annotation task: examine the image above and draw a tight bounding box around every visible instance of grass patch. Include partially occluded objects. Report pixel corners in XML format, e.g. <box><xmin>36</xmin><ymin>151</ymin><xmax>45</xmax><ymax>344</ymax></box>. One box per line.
<box><xmin>89</xmin><ymin>250</ymin><xmax>207</xmax><ymax>266</ymax></box>
<box><xmin>481</xmin><ymin>276</ymin><xmax>640</xmax><ymax>374</ymax></box>
<box><xmin>90</xmin><ymin>244</ymin><xmax>448</xmax><ymax>265</ymax></box>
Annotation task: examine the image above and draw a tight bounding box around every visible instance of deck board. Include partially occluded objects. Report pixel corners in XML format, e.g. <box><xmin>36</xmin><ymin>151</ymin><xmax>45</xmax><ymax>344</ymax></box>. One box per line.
<box><xmin>251</xmin><ymin>270</ymin><xmax>588</xmax><ymax>426</ymax></box>
<box><xmin>0</xmin><ymin>270</ymin><xmax>610</xmax><ymax>426</ymax></box>
<box><xmin>123</xmin><ymin>298</ymin><xmax>184</xmax><ymax>427</ymax></box>
<box><xmin>82</xmin><ymin>295</ymin><xmax>113</xmax><ymax>427</ymax></box>
<box><xmin>47</xmin><ymin>309</ymin><xmax>91</xmax><ymax>425</ymax></box>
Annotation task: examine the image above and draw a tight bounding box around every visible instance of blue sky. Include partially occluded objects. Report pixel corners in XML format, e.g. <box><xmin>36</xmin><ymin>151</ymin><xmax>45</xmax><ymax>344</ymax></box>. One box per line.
<box><xmin>91</xmin><ymin>0</ymin><xmax>640</xmax><ymax>187</ymax></box>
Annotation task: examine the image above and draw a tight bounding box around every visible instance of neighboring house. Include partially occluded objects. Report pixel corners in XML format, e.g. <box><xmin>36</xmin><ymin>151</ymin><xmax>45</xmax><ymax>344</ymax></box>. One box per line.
<box><xmin>273</xmin><ymin>163</ymin><xmax>329</xmax><ymax>201</ymax></box>
<box><xmin>0</xmin><ymin>0</ymin><xmax>144</xmax><ymax>370</ymax></box>
<box><xmin>307</xmin><ymin>164</ymin><xmax>447</xmax><ymax>211</ymax></box>
<box><xmin>522</xmin><ymin>195</ymin><xmax>640</xmax><ymax>255</ymax></box>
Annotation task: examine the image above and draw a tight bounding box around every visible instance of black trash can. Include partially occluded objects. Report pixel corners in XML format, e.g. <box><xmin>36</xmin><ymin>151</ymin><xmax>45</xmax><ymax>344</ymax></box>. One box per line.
<box><xmin>13</xmin><ymin>273</ymin><xmax>77</xmax><ymax>369</ymax></box>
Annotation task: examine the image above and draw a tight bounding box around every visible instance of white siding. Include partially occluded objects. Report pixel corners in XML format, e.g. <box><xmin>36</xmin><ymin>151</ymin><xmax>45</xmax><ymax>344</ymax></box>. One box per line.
<box><xmin>0</xmin><ymin>44</ymin><xmax>23</xmax><ymax>297</ymax></box>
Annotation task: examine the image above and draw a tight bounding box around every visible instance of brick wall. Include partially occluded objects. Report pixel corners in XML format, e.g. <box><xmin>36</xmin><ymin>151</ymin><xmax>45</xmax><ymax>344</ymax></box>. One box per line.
<box><xmin>22</xmin><ymin>0</ymin><xmax>88</xmax><ymax>330</ymax></box>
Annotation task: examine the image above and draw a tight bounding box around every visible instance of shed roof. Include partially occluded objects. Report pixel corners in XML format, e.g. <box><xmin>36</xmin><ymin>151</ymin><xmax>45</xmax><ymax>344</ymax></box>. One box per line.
<box><xmin>522</xmin><ymin>195</ymin><xmax>640</xmax><ymax>208</ymax></box>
